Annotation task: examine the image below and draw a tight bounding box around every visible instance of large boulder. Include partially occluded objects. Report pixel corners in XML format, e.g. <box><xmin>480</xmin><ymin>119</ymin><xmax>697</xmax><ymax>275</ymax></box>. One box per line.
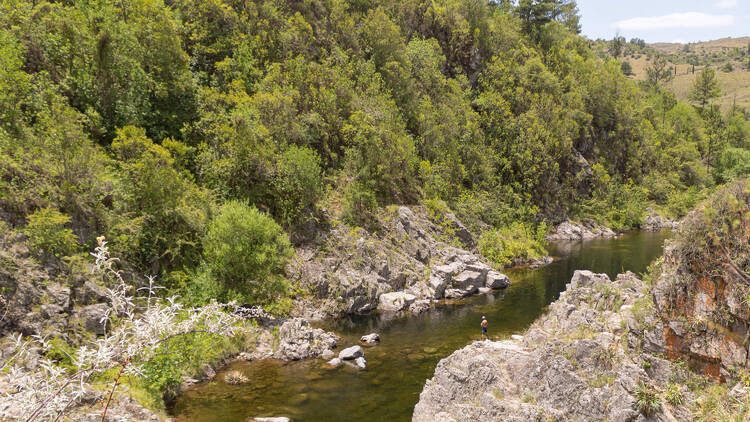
<box><xmin>452</xmin><ymin>271</ymin><xmax>483</xmax><ymax>291</ymax></box>
<box><xmin>338</xmin><ymin>345</ymin><xmax>364</xmax><ymax>360</ymax></box>
<box><xmin>273</xmin><ymin>318</ymin><xmax>339</xmax><ymax>361</ymax></box>
<box><xmin>485</xmin><ymin>272</ymin><xmax>510</xmax><ymax>289</ymax></box>
<box><xmin>361</xmin><ymin>333</ymin><xmax>380</xmax><ymax>344</ymax></box>
<box><xmin>378</xmin><ymin>292</ymin><xmax>416</xmax><ymax>312</ymax></box>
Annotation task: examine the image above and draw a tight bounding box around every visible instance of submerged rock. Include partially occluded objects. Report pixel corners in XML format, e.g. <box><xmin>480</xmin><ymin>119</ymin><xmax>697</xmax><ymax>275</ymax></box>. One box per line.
<box><xmin>250</xmin><ymin>417</ymin><xmax>291</xmax><ymax>422</ymax></box>
<box><xmin>354</xmin><ymin>356</ymin><xmax>367</xmax><ymax>369</ymax></box>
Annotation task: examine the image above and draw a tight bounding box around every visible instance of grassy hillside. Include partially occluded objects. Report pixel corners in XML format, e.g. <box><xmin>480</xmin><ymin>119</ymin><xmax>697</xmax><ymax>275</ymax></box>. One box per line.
<box><xmin>597</xmin><ymin>37</ymin><xmax>750</xmax><ymax>111</ymax></box>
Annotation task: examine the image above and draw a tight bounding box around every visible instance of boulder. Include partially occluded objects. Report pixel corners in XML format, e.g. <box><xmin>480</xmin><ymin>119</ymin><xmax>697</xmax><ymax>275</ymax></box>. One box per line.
<box><xmin>327</xmin><ymin>358</ymin><xmax>342</xmax><ymax>367</ymax></box>
<box><xmin>71</xmin><ymin>303</ymin><xmax>109</xmax><ymax>336</ymax></box>
<box><xmin>354</xmin><ymin>356</ymin><xmax>367</xmax><ymax>369</ymax></box>
<box><xmin>338</xmin><ymin>345</ymin><xmax>364</xmax><ymax>360</ymax></box>
<box><xmin>378</xmin><ymin>292</ymin><xmax>416</xmax><ymax>312</ymax></box>
<box><xmin>428</xmin><ymin>275</ymin><xmax>447</xmax><ymax>299</ymax></box>
<box><xmin>273</xmin><ymin>318</ymin><xmax>340</xmax><ymax>361</ymax></box>
<box><xmin>486</xmin><ymin>272</ymin><xmax>510</xmax><ymax>289</ymax></box>
<box><xmin>409</xmin><ymin>299</ymin><xmax>431</xmax><ymax>314</ymax></box>
<box><xmin>321</xmin><ymin>349</ymin><xmax>335</xmax><ymax>360</ymax></box>
<box><xmin>250</xmin><ymin>418</ymin><xmax>291</xmax><ymax>422</ymax></box>
<box><xmin>361</xmin><ymin>333</ymin><xmax>380</xmax><ymax>344</ymax></box>
<box><xmin>452</xmin><ymin>271</ymin><xmax>483</xmax><ymax>290</ymax></box>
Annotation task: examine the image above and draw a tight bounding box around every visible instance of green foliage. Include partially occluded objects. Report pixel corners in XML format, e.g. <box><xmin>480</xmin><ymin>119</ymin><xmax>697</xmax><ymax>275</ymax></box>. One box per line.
<box><xmin>715</xmin><ymin>147</ymin><xmax>750</xmax><ymax>184</ymax></box>
<box><xmin>690</xmin><ymin>68</ymin><xmax>721</xmax><ymax>108</ymax></box>
<box><xmin>477</xmin><ymin>222</ymin><xmax>548</xmax><ymax>268</ymax></box>
<box><xmin>202</xmin><ymin>201</ymin><xmax>292</xmax><ymax>305</ymax></box>
<box><xmin>341</xmin><ymin>181</ymin><xmax>379</xmax><ymax>228</ymax></box>
<box><xmin>663</xmin><ymin>383</ymin><xmax>684</xmax><ymax>406</ymax></box>
<box><xmin>24</xmin><ymin>208</ymin><xmax>79</xmax><ymax>258</ymax></box>
<box><xmin>271</xmin><ymin>145</ymin><xmax>323</xmax><ymax>225</ymax></box>
<box><xmin>573</xmin><ymin>165</ymin><xmax>648</xmax><ymax>231</ymax></box>
<box><xmin>634</xmin><ymin>382</ymin><xmax>661</xmax><ymax>416</ymax></box>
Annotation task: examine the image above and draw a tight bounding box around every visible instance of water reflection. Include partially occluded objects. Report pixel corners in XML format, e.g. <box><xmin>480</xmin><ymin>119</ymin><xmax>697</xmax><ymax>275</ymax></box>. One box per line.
<box><xmin>172</xmin><ymin>230</ymin><xmax>671</xmax><ymax>422</ymax></box>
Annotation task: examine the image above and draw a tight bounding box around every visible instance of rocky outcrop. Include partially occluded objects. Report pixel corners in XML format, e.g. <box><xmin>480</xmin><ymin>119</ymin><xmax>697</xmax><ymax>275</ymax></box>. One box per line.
<box><xmin>289</xmin><ymin>206</ymin><xmax>509</xmax><ymax>318</ymax></box>
<box><xmin>546</xmin><ymin>219</ymin><xmax>617</xmax><ymax>241</ymax></box>
<box><xmin>338</xmin><ymin>345</ymin><xmax>364</xmax><ymax>360</ymax></box>
<box><xmin>272</xmin><ymin>318</ymin><xmax>339</xmax><ymax>361</ymax></box>
<box><xmin>413</xmin><ymin>270</ymin><xmax>696</xmax><ymax>421</ymax></box>
<box><xmin>642</xmin><ymin>210</ymin><xmax>679</xmax><ymax>231</ymax></box>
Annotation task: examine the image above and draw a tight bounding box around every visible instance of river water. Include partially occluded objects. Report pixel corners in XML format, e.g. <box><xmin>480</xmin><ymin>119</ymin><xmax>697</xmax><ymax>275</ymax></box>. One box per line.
<box><xmin>172</xmin><ymin>230</ymin><xmax>671</xmax><ymax>422</ymax></box>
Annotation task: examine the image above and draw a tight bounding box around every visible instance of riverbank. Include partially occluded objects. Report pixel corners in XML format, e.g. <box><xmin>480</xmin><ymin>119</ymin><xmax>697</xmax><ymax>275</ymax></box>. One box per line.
<box><xmin>171</xmin><ymin>231</ymin><xmax>671</xmax><ymax>421</ymax></box>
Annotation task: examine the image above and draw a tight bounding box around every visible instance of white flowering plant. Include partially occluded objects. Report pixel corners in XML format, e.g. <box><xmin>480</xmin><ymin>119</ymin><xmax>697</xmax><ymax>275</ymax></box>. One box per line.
<box><xmin>0</xmin><ymin>237</ymin><xmax>243</xmax><ymax>421</ymax></box>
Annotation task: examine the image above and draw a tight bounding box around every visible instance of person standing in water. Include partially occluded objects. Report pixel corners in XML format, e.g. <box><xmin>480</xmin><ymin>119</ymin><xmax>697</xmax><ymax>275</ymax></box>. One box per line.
<box><xmin>481</xmin><ymin>316</ymin><xmax>488</xmax><ymax>339</ymax></box>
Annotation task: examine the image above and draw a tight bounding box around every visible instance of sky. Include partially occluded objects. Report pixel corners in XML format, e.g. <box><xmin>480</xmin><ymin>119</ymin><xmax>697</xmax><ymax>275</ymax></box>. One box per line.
<box><xmin>576</xmin><ymin>0</ymin><xmax>750</xmax><ymax>43</ymax></box>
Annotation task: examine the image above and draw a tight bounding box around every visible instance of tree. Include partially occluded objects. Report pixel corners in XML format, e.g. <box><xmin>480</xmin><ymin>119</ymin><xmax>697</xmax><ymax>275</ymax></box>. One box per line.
<box><xmin>645</xmin><ymin>55</ymin><xmax>674</xmax><ymax>88</ymax></box>
<box><xmin>689</xmin><ymin>68</ymin><xmax>721</xmax><ymax>109</ymax></box>
<box><xmin>608</xmin><ymin>34</ymin><xmax>625</xmax><ymax>59</ymax></box>
<box><xmin>620</xmin><ymin>61</ymin><xmax>633</xmax><ymax>76</ymax></box>
<box><xmin>202</xmin><ymin>201</ymin><xmax>292</xmax><ymax>304</ymax></box>
<box><xmin>515</xmin><ymin>0</ymin><xmax>580</xmax><ymax>37</ymax></box>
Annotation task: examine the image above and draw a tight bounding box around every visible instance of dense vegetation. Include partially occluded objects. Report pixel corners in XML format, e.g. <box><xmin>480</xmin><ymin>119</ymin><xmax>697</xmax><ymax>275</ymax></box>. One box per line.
<box><xmin>2</xmin><ymin>0</ymin><xmax>749</xmax><ymax>308</ymax></box>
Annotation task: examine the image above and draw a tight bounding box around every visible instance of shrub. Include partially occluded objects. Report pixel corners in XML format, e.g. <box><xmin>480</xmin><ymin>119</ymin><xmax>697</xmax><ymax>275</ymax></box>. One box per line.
<box><xmin>634</xmin><ymin>382</ymin><xmax>661</xmax><ymax>416</ymax></box>
<box><xmin>477</xmin><ymin>222</ymin><xmax>548</xmax><ymax>268</ymax></box>
<box><xmin>663</xmin><ymin>382</ymin><xmax>684</xmax><ymax>405</ymax></box>
<box><xmin>341</xmin><ymin>181</ymin><xmax>378</xmax><ymax>227</ymax></box>
<box><xmin>714</xmin><ymin>147</ymin><xmax>750</xmax><ymax>184</ymax></box>
<box><xmin>24</xmin><ymin>208</ymin><xmax>79</xmax><ymax>258</ymax></box>
<box><xmin>202</xmin><ymin>201</ymin><xmax>293</xmax><ymax>305</ymax></box>
<box><xmin>271</xmin><ymin>145</ymin><xmax>323</xmax><ymax>225</ymax></box>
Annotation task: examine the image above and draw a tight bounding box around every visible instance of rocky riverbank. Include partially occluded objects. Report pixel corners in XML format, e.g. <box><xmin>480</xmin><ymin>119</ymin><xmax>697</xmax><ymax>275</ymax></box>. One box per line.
<box><xmin>413</xmin><ymin>267</ymin><xmax>748</xmax><ymax>421</ymax></box>
<box><xmin>289</xmin><ymin>206</ymin><xmax>512</xmax><ymax>319</ymax></box>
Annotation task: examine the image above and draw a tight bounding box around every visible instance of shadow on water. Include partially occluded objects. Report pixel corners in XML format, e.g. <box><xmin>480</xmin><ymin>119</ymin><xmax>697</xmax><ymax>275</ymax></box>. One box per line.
<box><xmin>171</xmin><ymin>230</ymin><xmax>672</xmax><ymax>422</ymax></box>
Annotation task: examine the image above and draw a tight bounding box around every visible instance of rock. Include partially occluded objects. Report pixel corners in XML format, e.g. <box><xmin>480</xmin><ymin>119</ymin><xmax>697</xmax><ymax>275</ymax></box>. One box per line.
<box><xmin>338</xmin><ymin>345</ymin><xmax>364</xmax><ymax>360</ymax></box>
<box><xmin>409</xmin><ymin>299</ymin><xmax>431</xmax><ymax>314</ymax></box>
<box><xmin>321</xmin><ymin>349</ymin><xmax>335</xmax><ymax>360</ymax></box>
<box><xmin>546</xmin><ymin>220</ymin><xmax>618</xmax><ymax>241</ymax></box>
<box><xmin>71</xmin><ymin>303</ymin><xmax>109</xmax><ymax>336</ymax></box>
<box><xmin>444</xmin><ymin>288</ymin><xmax>470</xmax><ymax>299</ymax></box>
<box><xmin>413</xmin><ymin>270</ymin><xmax>694</xmax><ymax>422</ymax></box>
<box><xmin>485</xmin><ymin>272</ymin><xmax>510</xmax><ymax>289</ymax></box>
<box><xmin>477</xmin><ymin>287</ymin><xmax>490</xmax><ymax>294</ymax></box>
<box><xmin>378</xmin><ymin>292</ymin><xmax>416</xmax><ymax>312</ymax></box>
<box><xmin>354</xmin><ymin>356</ymin><xmax>367</xmax><ymax>369</ymax></box>
<box><xmin>428</xmin><ymin>275</ymin><xmax>447</xmax><ymax>299</ymax></box>
<box><xmin>642</xmin><ymin>209</ymin><xmax>679</xmax><ymax>231</ymax></box>
<box><xmin>327</xmin><ymin>358</ymin><xmax>342</xmax><ymax>367</ymax></box>
<box><xmin>75</xmin><ymin>281</ymin><xmax>109</xmax><ymax>305</ymax></box>
<box><xmin>443</xmin><ymin>213</ymin><xmax>474</xmax><ymax>248</ymax></box>
<box><xmin>452</xmin><ymin>271</ymin><xmax>483</xmax><ymax>290</ymax></box>
<box><xmin>273</xmin><ymin>318</ymin><xmax>339</xmax><ymax>361</ymax></box>
<box><xmin>361</xmin><ymin>333</ymin><xmax>380</xmax><ymax>344</ymax></box>
<box><xmin>250</xmin><ymin>418</ymin><xmax>291</xmax><ymax>422</ymax></box>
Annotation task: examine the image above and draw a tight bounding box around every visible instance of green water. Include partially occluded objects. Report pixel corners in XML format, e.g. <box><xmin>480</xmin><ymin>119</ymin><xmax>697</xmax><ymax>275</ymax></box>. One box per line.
<box><xmin>171</xmin><ymin>230</ymin><xmax>671</xmax><ymax>422</ymax></box>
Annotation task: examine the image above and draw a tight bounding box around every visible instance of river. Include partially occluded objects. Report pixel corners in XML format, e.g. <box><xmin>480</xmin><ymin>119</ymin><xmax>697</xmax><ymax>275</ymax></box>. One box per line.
<box><xmin>171</xmin><ymin>230</ymin><xmax>671</xmax><ymax>422</ymax></box>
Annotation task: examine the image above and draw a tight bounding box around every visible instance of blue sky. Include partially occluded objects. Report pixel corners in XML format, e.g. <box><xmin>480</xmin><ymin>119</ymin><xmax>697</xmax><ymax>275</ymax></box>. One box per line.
<box><xmin>577</xmin><ymin>0</ymin><xmax>750</xmax><ymax>43</ymax></box>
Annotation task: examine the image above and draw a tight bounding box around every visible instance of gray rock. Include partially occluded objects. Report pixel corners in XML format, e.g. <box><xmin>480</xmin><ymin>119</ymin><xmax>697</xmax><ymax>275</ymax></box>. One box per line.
<box><xmin>72</xmin><ymin>303</ymin><xmax>109</xmax><ymax>336</ymax></box>
<box><xmin>251</xmin><ymin>418</ymin><xmax>291</xmax><ymax>422</ymax></box>
<box><xmin>354</xmin><ymin>356</ymin><xmax>367</xmax><ymax>369</ymax></box>
<box><xmin>485</xmin><ymin>272</ymin><xmax>510</xmax><ymax>289</ymax></box>
<box><xmin>378</xmin><ymin>292</ymin><xmax>416</xmax><ymax>312</ymax></box>
<box><xmin>452</xmin><ymin>271</ymin><xmax>483</xmax><ymax>290</ymax></box>
<box><xmin>327</xmin><ymin>358</ymin><xmax>342</xmax><ymax>367</ymax></box>
<box><xmin>361</xmin><ymin>333</ymin><xmax>380</xmax><ymax>343</ymax></box>
<box><xmin>409</xmin><ymin>299</ymin><xmax>431</xmax><ymax>314</ymax></box>
<box><xmin>321</xmin><ymin>349</ymin><xmax>335</xmax><ymax>360</ymax></box>
<box><xmin>339</xmin><ymin>345</ymin><xmax>364</xmax><ymax>360</ymax></box>
<box><xmin>273</xmin><ymin>318</ymin><xmax>339</xmax><ymax>361</ymax></box>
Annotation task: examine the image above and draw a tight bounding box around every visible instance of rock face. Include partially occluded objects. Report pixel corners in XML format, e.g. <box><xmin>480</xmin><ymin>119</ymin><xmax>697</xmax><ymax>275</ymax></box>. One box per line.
<box><xmin>273</xmin><ymin>318</ymin><xmax>339</xmax><ymax>360</ymax></box>
<box><xmin>289</xmin><ymin>206</ymin><xmax>507</xmax><ymax>317</ymax></box>
<box><xmin>485</xmin><ymin>272</ymin><xmax>510</xmax><ymax>289</ymax></box>
<box><xmin>413</xmin><ymin>270</ymin><xmax>695</xmax><ymax>422</ymax></box>
<box><xmin>546</xmin><ymin>219</ymin><xmax>617</xmax><ymax>241</ymax></box>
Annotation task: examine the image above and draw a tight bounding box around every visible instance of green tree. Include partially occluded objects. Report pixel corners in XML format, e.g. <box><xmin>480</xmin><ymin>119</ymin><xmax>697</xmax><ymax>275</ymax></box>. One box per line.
<box><xmin>202</xmin><ymin>201</ymin><xmax>292</xmax><ymax>305</ymax></box>
<box><xmin>24</xmin><ymin>208</ymin><xmax>80</xmax><ymax>259</ymax></box>
<box><xmin>620</xmin><ymin>61</ymin><xmax>633</xmax><ymax>76</ymax></box>
<box><xmin>608</xmin><ymin>34</ymin><xmax>625</xmax><ymax>58</ymax></box>
<box><xmin>689</xmin><ymin>68</ymin><xmax>721</xmax><ymax>108</ymax></box>
<box><xmin>646</xmin><ymin>55</ymin><xmax>674</xmax><ymax>88</ymax></box>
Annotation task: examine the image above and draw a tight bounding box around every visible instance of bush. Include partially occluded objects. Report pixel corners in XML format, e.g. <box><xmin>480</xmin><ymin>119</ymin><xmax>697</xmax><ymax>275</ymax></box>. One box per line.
<box><xmin>202</xmin><ymin>201</ymin><xmax>292</xmax><ymax>305</ymax></box>
<box><xmin>477</xmin><ymin>222</ymin><xmax>548</xmax><ymax>268</ymax></box>
<box><xmin>271</xmin><ymin>146</ymin><xmax>323</xmax><ymax>225</ymax></box>
<box><xmin>24</xmin><ymin>208</ymin><xmax>80</xmax><ymax>258</ymax></box>
<box><xmin>634</xmin><ymin>382</ymin><xmax>661</xmax><ymax>416</ymax></box>
<box><xmin>341</xmin><ymin>181</ymin><xmax>378</xmax><ymax>227</ymax></box>
<box><xmin>715</xmin><ymin>147</ymin><xmax>750</xmax><ymax>184</ymax></box>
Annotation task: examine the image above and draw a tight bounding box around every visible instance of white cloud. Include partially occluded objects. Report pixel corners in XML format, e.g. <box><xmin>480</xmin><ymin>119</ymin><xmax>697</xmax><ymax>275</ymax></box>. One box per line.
<box><xmin>716</xmin><ymin>0</ymin><xmax>738</xmax><ymax>9</ymax></box>
<box><xmin>613</xmin><ymin>13</ymin><xmax>736</xmax><ymax>31</ymax></box>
